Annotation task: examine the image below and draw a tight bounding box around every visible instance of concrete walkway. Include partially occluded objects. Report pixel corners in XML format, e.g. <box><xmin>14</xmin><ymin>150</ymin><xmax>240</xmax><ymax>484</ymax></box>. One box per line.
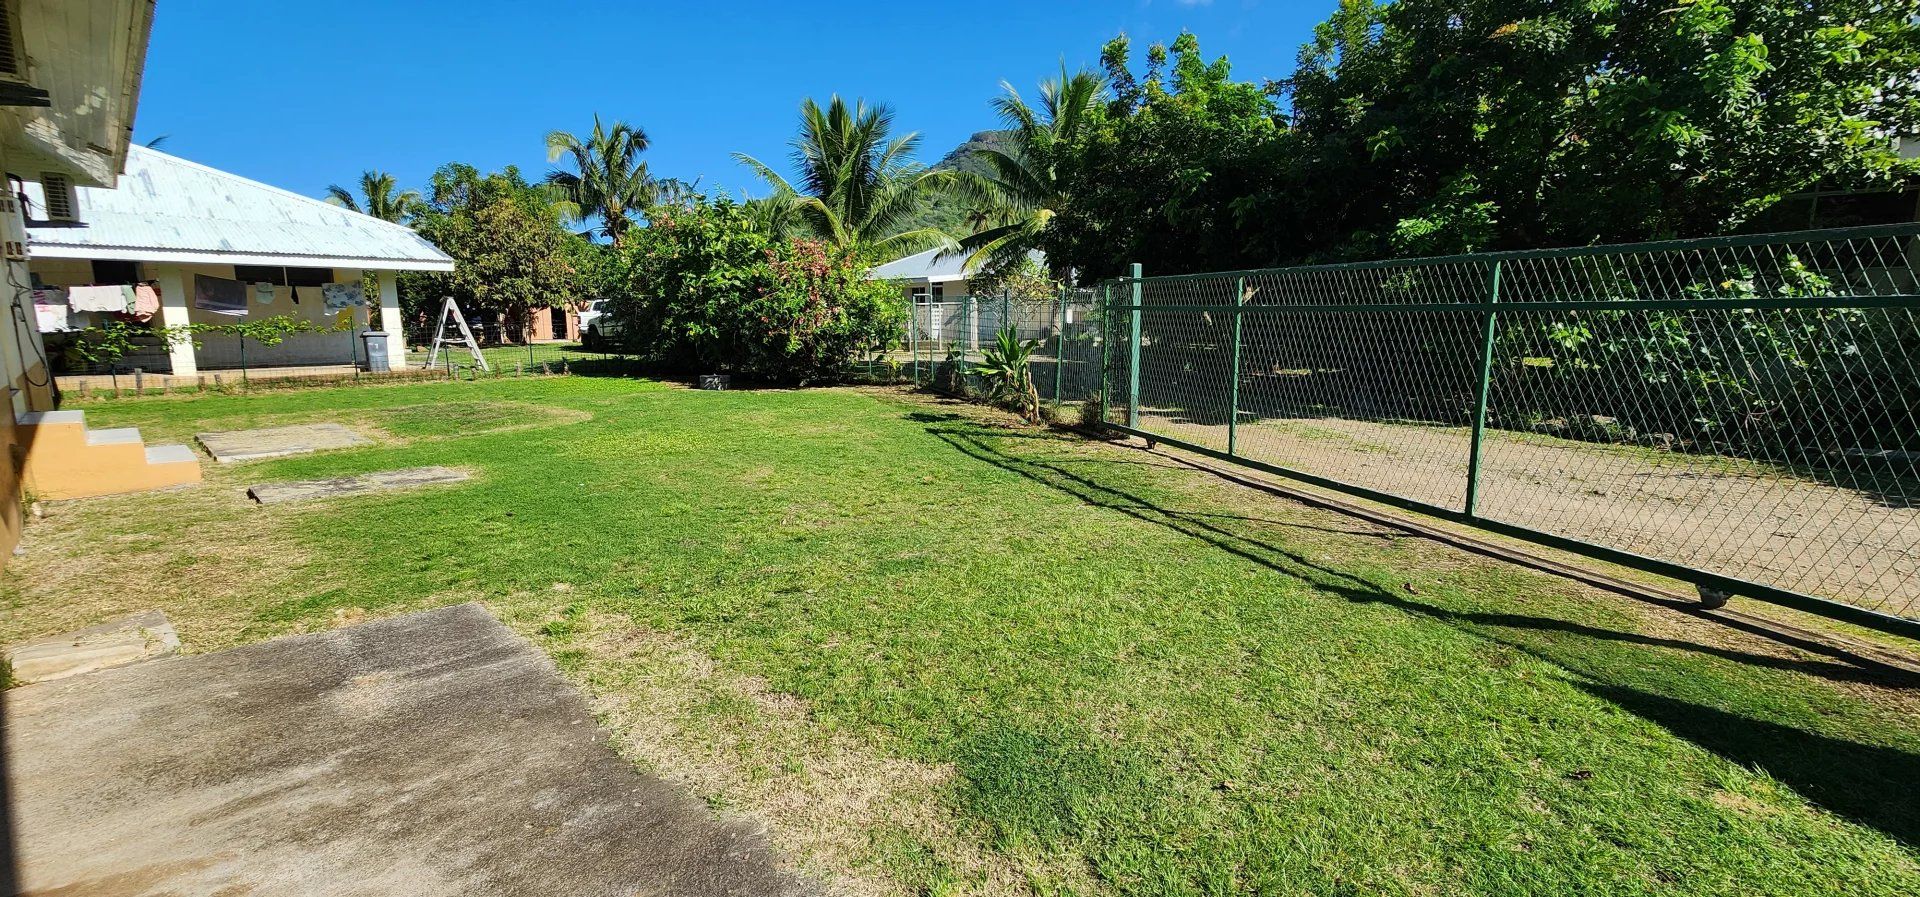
<box><xmin>2</xmin><ymin>604</ymin><xmax>809</xmax><ymax>897</ymax></box>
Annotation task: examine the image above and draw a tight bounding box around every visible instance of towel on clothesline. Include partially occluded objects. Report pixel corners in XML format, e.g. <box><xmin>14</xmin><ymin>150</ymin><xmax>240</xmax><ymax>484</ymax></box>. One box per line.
<box><xmin>253</xmin><ymin>282</ymin><xmax>278</xmax><ymax>305</ymax></box>
<box><xmin>31</xmin><ymin>289</ymin><xmax>68</xmax><ymax>332</ymax></box>
<box><xmin>132</xmin><ymin>283</ymin><xmax>160</xmax><ymax>322</ymax></box>
<box><xmin>321</xmin><ymin>282</ymin><xmax>365</xmax><ymax>311</ymax></box>
<box><xmin>67</xmin><ymin>284</ymin><xmax>129</xmax><ymax>313</ymax></box>
<box><xmin>194</xmin><ymin>274</ymin><xmax>249</xmax><ymax>316</ymax></box>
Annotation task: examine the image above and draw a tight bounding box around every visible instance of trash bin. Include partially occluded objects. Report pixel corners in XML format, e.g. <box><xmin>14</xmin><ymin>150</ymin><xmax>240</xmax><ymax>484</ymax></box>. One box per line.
<box><xmin>361</xmin><ymin>331</ymin><xmax>392</xmax><ymax>373</ymax></box>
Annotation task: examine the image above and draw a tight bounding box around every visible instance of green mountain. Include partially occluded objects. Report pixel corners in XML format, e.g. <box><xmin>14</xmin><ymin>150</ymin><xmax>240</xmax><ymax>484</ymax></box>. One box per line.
<box><xmin>900</xmin><ymin>130</ymin><xmax>1014</xmax><ymax>240</ymax></box>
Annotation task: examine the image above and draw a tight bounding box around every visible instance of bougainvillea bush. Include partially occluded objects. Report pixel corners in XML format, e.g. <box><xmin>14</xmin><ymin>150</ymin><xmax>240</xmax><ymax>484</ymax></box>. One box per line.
<box><xmin>613</xmin><ymin>199</ymin><xmax>903</xmax><ymax>383</ymax></box>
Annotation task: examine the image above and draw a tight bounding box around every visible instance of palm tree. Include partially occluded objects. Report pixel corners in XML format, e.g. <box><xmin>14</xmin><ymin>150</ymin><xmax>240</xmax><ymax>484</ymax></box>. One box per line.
<box><xmin>545</xmin><ymin>115</ymin><xmax>653</xmax><ymax>248</ymax></box>
<box><xmin>734</xmin><ymin>95</ymin><xmax>952</xmax><ymax>259</ymax></box>
<box><xmin>324</xmin><ymin>171</ymin><xmax>423</xmax><ymax>223</ymax></box>
<box><xmin>949</xmin><ymin>67</ymin><xmax>1106</xmax><ymax>278</ymax></box>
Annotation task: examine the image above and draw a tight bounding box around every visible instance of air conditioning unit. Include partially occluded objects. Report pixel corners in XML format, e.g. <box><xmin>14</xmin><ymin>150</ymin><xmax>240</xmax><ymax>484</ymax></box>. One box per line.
<box><xmin>39</xmin><ymin>172</ymin><xmax>75</xmax><ymax>222</ymax></box>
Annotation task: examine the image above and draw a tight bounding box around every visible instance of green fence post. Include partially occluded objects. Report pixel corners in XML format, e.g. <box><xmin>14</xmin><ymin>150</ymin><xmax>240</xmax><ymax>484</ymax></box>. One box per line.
<box><xmin>1127</xmin><ymin>263</ymin><xmax>1143</xmax><ymax>429</ymax></box>
<box><xmin>1099</xmin><ymin>284</ymin><xmax>1112</xmax><ymax>423</ymax></box>
<box><xmin>1053</xmin><ymin>284</ymin><xmax>1067</xmax><ymax>403</ymax></box>
<box><xmin>1464</xmin><ymin>259</ymin><xmax>1503</xmax><ymax>517</ymax></box>
<box><xmin>1002</xmin><ymin>288</ymin><xmax>1011</xmax><ymax>339</ymax></box>
<box><xmin>1229</xmin><ymin>277</ymin><xmax>1244</xmax><ymax>457</ymax></box>
<box><xmin>909</xmin><ymin>301</ymin><xmax>920</xmax><ymax>384</ymax></box>
<box><xmin>238</xmin><ymin>337</ymin><xmax>247</xmax><ymax>388</ymax></box>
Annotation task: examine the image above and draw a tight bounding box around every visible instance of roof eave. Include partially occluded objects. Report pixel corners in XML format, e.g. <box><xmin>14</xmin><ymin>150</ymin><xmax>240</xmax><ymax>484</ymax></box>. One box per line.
<box><xmin>26</xmin><ymin>244</ymin><xmax>457</xmax><ymax>272</ymax></box>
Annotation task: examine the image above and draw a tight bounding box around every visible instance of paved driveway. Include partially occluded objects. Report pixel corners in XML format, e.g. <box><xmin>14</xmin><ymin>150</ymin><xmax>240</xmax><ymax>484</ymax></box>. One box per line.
<box><xmin>3</xmin><ymin>604</ymin><xmax>808</xmax><ymax>897</ymax></box>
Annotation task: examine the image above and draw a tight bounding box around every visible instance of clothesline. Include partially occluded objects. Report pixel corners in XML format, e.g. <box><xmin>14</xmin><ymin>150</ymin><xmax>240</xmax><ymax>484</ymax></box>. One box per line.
<box><xmin>33</xmin><ymin>275</ymin><xmax>380</xmax><ymax>334</ymax></box>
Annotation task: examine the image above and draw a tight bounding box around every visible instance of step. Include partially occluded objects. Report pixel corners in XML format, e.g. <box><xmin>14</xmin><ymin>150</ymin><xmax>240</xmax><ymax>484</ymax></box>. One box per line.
<box><xmin>15</xmin><ymin>410</ymin><xmax>84</xmax><ymax>427</ymax></box>
<box><xmin>145</xmin><ymin>444</ymin><xmax>198</xmax><ymax>466</ymax></box>
<box><xmin>86</xmin><ymin>427</ymin><xmax>142</xmax><ymax>446</ymax></box>
<box><xmin>4</xmin><ymin>610</ymin><xmax>180</xmax><ymax>684</ymax></box>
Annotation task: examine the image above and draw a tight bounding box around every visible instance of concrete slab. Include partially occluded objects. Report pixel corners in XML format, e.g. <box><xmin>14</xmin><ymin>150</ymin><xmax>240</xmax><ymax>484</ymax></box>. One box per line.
<box><xmin>3</xmin><ymin>604</ymin><xmax>810</xmax><ymax>897</ymax></box>
<box><xmin>195</xmin><ymin>423</ymin><xmax>373</xmax><ymax>463</ymax></box>
<box><xmin>3</xmin><ymin>610</ymin><xmax>180</xmax><ymax>684</ymax></box>
<box><xmin>248</xmin><ymin>466</ymin><xmax>472</xmax><ymax>505</ymax></box>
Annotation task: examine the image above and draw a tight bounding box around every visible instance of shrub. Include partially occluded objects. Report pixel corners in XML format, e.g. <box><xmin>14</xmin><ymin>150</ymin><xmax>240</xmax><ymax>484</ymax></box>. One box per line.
<box><xmin>614</xmin><ymin>199</ymin><xmax>905</xmax><ymax>383</ymax></box>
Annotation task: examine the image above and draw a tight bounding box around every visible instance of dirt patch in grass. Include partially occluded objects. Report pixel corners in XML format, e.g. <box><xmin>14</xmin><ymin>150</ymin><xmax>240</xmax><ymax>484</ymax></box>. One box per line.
<box><xmin>1138</xmin><ymin>409</ymin><xmax>1920</xmax><ymax>618</ymax></box>
<box><xmin>516</xmin><ymin>605</ymin><xmax>1095</xmax><ymax>897</ymax></box>
<box><xmin>1</xmin><ymin>471</ymin><xmax>331</xmax><ymax>650</ymax></box>
<box><xmin>368</xmin><ymin>400</ymin><xmax>591</xmax><ymax>441</ymax></box>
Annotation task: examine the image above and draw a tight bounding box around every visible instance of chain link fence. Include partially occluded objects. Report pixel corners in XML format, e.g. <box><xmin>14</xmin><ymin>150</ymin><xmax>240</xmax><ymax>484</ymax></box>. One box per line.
<box><xmin>1091</xmin><ymin>224</ymin><xmax>1920</xmax><ymax>637</ymax></box>
<box><xmin>892</xmin><ymin>290</ymin><xmax>1109</xmax><ymax>406</ymax></box>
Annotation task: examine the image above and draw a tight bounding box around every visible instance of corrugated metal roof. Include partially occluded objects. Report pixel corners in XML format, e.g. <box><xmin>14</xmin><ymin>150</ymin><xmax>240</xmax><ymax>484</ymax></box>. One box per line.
<box><xmin>867</xmin><ymin>246</ymin><xmax>1045</xmax><ymax>283</ymax></box>
<box><xmin>24</xmin><ymin>146</ymin><xmax>455</xmax><ymax>271</ymax></box>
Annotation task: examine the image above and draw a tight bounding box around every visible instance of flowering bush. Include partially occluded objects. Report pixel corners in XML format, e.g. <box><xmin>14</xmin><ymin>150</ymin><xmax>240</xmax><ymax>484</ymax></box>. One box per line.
<box><xmin>613</xmin><ymin>199</ymin><xmax>903</xmax><ymax>383</ymax></box>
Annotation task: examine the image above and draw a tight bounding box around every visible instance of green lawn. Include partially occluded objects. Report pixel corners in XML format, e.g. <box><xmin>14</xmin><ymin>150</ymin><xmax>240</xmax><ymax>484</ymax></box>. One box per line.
<box><xmin>8</xmin><ymin>377</ymin><xmax>1918</xmax><ymax>896</ymax></box>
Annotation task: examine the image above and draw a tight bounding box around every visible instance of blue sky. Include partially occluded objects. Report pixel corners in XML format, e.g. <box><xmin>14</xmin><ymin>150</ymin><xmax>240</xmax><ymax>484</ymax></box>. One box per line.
<box><xmin>134</xmin><ymin>1</ymin><xmax>1329</xmax><ymax>203</ymax></box>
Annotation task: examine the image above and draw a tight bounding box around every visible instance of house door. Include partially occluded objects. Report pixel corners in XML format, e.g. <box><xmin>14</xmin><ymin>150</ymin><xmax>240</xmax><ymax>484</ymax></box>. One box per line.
<box><xmin>549</xmin><ymin>307</ymin><xmax>566</xmax><ymax>340</ymax></box>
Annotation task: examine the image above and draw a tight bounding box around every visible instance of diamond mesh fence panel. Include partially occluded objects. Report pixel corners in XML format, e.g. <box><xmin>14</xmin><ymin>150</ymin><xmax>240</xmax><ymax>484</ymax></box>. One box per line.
<box><xmin>1096</xmin><ymin>225</ymin><xmax>1920</xmax><ymax>633</ymax></box>
<box><xmin>899</xmin><ymin>291</ymin><xmax>1109</xmax><ymax>408</ymax></box>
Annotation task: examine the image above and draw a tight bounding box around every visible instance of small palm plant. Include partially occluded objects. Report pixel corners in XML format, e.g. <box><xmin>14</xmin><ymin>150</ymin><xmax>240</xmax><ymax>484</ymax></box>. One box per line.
<box><xmin>974</xmin><ymin>325</ymin><xmax>1043</xmax><ymax>421</ymax></box>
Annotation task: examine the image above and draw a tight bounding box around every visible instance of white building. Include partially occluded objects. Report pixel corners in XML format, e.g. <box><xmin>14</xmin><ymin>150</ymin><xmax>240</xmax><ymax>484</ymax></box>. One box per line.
<box><xmin>867</xmin><ymin>246</ymin><xmax>1047</xmax><ymax>302</ymax></box>
<box><xmin>23</xmin><ymin>145</ymin><xmax>454</xmax><ymax>376</ymax></box>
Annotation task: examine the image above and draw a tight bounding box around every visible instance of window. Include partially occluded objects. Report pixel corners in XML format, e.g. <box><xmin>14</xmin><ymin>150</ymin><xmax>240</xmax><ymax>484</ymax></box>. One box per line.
<box><xmin>232</xmin><ymin>266</ymin><xmax>334</xmax><ymax>287</ymax></box>
<box><xmin>91</xmin><ymin>260</ymin><xmax>140</xmax><ymax>284</ymax></box>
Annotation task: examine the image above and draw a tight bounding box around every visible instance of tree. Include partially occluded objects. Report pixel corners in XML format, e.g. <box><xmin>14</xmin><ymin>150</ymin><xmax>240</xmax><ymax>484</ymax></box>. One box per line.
<box><xmin>545</xmin><ymin>115</ymin><xmax>654</xmax><ymax>248</ymax></box>
<box><xmin>1276</xmin><ymin>0</ymin><xmax>1920</xmax><ymax>257</ymax></box>
<box><xmin>613</xmin><ymin>198</ymin><xmax>904</xmax><ymax>382</ymax></box>
<box><xmin>403</xmin><ymin>163</ymin><xmax>579</xmax><ymax>343</ymax></box>
<box><xmin>324</xmin><ymin>171</ymin><xmax>423</xmax><ymax>223</ymax></box>
<box><xmin>735</xmin><ymin>95</ymin><xmax>953</xmax><ymax>260</ymax></box>
<box><xmin>950</xmin><ymin>66</ymin><xmax>1106</xmax><ymax>280</ymax></box>
<box><xmin>1041</xmin><ymin>33</ymin><xmax>1285</xmax><ymax>277</ymax></box>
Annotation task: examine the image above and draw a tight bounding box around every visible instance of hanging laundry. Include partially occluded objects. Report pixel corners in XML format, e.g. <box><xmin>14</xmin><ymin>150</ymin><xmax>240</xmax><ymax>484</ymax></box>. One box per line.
<box><xmin>193</xmin><ymin>274</ymin><xmax>248</xmax><ymax>316</ymax></box>
<box><xmin>254</xmin><ymin>282</ymin><xmax>277</xmax><ymax>305</ymax></box>
<box><xmin>68</xmin><ymin>284</ymin><xmax>130</xmax><ymax>313</ymax></box>
<box><xmin>132</xmin><ymin>283</ymin><xmax>161</xmax><ymax>322</ymax></box>
<box><xmin>31</xmin><ymin>289</ymin><xmax>68</xmax><ymax>333</ymax></box>
<box><xmin>321</xmin><ymin>282</ymin><xmax>365</xmax><ymax>311</ymax></box>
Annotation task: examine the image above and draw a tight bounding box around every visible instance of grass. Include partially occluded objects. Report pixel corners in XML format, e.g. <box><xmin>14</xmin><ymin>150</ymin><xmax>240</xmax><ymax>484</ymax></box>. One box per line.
<box><xmin>7</xmin><ymin>376</ymin><xmax>1919</xmax><ymax>896</ymax></box>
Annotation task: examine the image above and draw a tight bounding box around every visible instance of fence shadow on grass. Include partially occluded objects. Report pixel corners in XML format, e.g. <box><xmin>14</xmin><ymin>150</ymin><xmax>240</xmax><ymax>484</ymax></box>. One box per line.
<box><xmin>920</xmin><ymin>415</ymin><xmax>1920</xmax><ymax>847</ymax></box>
<box><xmin>1579</xmin><ymin>682</ymin><xmax>1920</xmax><ymax>848</ymax></box>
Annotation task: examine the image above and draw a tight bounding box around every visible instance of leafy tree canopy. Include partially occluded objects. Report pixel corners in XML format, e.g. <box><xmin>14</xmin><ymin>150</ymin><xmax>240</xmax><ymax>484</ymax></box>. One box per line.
<box><xmin>1039</xmin><ymin>4</ymin><xmax>1920</xmax><ymax>277</ymax></box>
<box><xmin>401</xmin><ymin>163</ymin><xmax>581</xmax><ymax>340</ymax></box>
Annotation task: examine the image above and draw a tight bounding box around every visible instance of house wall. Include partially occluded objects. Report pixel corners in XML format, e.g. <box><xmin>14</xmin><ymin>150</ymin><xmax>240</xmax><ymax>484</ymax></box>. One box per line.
<box><xmin>174</xmin><ymin>263</ymin><xmax>369</xmax><ymax>369</ymax></box>
<box><xmin>0</xmin><ymin>145</ymin><xmax>54</xmax><ymax>564</ymax></box>
<box><xmin>40</xmin><ymin>261</ymin><xmax>389</xmax><ymax>371</ymax></box>
<box><xmin>529</xmin><ymin>307</ymin><xmax>581</xmax><ymax>342</ymax></box>
<box><xmin>901</xmin><ymin>279</ymin><xmax>977</xmax><ymax>303</ymax></box>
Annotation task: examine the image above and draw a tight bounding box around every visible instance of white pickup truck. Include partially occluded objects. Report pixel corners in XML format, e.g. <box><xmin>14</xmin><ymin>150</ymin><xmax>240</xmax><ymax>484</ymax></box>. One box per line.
<box><xmin>577</xmin><ymin>299</ymin><xmax>625</xmax><ymax>350</ymax></box>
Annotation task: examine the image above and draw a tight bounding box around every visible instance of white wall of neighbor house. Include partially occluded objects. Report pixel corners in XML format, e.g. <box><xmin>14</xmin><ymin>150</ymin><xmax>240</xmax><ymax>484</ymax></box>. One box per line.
<box><xmin>902</xmin><ymin>278</ymin><xmax>977</xmax><ymax>303</ymax></box>
<box><xmin>34</xmin><ymin>259</ymin><xmax>411</xmax><ymax>375</ymax></box>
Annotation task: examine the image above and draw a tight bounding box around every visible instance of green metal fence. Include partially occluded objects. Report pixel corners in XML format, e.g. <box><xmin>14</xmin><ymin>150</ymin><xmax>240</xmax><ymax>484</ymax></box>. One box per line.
<box><xmin>1093</xmin><ymin>224</ymin><xmax>1920</xmax><ymax>639</ymax></box>
<box><xmin>898</xmin><ymin>288</ymin><xmax>1107</xmax><ymax>402</ymax></box>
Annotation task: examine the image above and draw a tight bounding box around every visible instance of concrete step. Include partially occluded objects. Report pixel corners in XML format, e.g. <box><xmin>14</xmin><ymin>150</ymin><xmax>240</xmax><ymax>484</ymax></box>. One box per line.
<box><xmin>86</xmin><ymin>427</ymin><xmax>143</xmax><ymax>446</ymax></box>
<box><xmin>15</xmin><ymin>410</ymin><xmax>84</xmax><ymax>427</ymax></box>
<box><xmin>145</xmin><ymin>444</ymin><xmax>198</xmax><ymax>466</ymax></box>
<box><xmin>4</xmin><ymin>610</ymin><xmax>180</xmax><ymax>684</ymax></box>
